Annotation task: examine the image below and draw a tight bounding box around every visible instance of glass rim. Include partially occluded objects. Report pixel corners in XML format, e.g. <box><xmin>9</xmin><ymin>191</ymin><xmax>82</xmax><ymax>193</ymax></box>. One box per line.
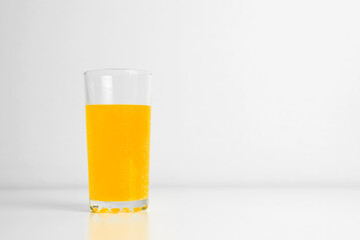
<box><xmin>84</xmin><ymin>68</ymin><xmax>152</xmax><ymax>76</ymax></box>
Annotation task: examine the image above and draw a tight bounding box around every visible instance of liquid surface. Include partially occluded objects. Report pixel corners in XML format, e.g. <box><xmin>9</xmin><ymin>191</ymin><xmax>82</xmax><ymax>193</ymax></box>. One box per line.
<box><xmin>86</xmin><ymin>104</ymin><xmax>151</xmax><ymax>201</ymax></box>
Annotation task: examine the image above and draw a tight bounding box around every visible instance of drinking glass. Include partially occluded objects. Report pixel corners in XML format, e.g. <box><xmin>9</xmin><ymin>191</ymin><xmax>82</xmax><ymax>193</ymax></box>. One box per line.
<box><xmin>84</xmin><ymin>69</ymin><xmax>152</xmax><ymax>213</ymax></box>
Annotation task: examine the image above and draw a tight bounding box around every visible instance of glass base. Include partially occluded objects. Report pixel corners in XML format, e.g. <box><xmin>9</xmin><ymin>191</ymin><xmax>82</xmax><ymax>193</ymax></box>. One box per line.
<box><xmin>89</xmin><ymin>199</ymin><xmax>148</xmax><ymax>213</ymax></box>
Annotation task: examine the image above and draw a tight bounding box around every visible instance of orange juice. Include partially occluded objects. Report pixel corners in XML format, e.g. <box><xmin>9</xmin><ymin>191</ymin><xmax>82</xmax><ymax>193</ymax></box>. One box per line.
<box><xmin>85</xmin><ymin>104</ymin><xmax>151</xmax><ymax>202</ymax></box>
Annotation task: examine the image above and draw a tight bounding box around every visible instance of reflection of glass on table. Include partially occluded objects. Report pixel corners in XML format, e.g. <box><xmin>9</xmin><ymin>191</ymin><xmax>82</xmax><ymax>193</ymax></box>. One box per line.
<box><xmin>88</xmin><ymin>212</ymin><xmax>148</xmax><ymax>240</ymax></box>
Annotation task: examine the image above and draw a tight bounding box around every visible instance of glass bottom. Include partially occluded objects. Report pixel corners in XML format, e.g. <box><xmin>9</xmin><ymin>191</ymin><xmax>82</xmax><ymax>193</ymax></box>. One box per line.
<box><xmin>89</xmin><ymin>199</ymin><xmax>148</xmax><ymax>213</ymax></box>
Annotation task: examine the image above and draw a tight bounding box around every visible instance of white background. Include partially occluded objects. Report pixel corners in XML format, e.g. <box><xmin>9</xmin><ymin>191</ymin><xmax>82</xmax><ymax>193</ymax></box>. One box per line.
<box><xmin>1</xmin><ymin>0</ymin><xmax>360</xmax><ymax>188</ymax></box>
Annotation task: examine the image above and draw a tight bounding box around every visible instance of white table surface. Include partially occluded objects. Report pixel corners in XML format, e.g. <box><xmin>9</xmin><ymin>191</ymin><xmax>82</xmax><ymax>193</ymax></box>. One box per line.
<box><xmin>1</xmin><ymin>187</ymin><xmax>360</xmax><ymax>239</ymax></box>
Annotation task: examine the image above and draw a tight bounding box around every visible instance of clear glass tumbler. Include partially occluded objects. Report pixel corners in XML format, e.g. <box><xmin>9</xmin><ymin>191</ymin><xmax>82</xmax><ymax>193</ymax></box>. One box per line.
<box><xmin>84</xmin><ymin>69</ymin><xmax>152</xmax><ymax>213</ymax></box>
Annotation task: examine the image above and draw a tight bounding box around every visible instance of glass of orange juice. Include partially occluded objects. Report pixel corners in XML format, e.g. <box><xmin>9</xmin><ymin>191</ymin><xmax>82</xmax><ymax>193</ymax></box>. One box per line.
<box><xmin>84</xmin><ymin>69</ymin><xmax>152</xmax><ymax>213</ymax></box>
